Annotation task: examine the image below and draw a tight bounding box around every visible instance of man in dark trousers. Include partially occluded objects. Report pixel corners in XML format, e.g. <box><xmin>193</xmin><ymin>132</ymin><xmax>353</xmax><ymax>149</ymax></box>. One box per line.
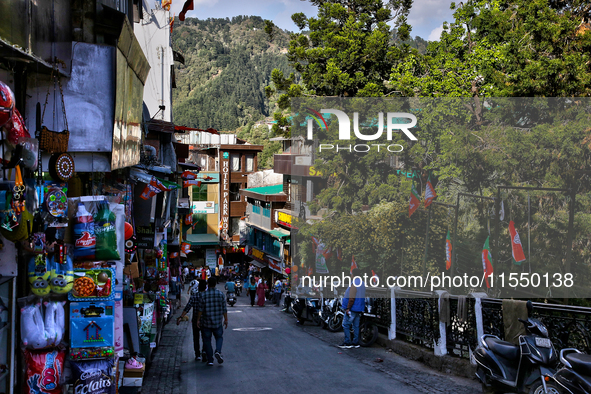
<box><xmin>177</xmin><ymin>277</ymin><xmax>228</xmax><ymax>365</ymax></box>
<box><xmin>196</xmin><ymin>277</ymin><xmax>228</xmax><ymax>365</ymax></box>
<box><xmin>339</xmin><ymin>268</ymin><xmax>365</xmax><ymax>349</ymax></box>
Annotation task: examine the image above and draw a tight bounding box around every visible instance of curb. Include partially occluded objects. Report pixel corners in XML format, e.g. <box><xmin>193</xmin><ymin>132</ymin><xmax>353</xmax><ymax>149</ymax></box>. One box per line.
<box><xmin>376</xmin><ymin>334</ymin><xmax>477</xmax><ymax>379</ymax></box>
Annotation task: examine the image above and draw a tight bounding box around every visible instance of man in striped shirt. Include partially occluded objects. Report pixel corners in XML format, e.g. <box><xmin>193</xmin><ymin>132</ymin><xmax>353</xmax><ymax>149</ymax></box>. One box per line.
<box><xmin>178</xmin><ymin>277</ymin><xmax>228</xmax><ymax>365</ymax></box>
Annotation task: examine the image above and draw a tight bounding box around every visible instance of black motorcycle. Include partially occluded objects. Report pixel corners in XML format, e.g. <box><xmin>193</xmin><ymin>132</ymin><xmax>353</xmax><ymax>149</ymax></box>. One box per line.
<box><xmin>292</xmin><ymin>297</ymin><xmax>322</xmax><ymax>326</ymax></box>
<box><xmin>358</xmin><ymin>301</ymin><xmax>379</xmax><ymax>347</ymax></box>
<box><xmin>235</xmin><ymin>280</ymin><xmax>242</xmax><ymax>296</ymax></box>
<box><xmin>320</xmin><ymin>298</ymin><xmax>344</xmax><ymax>332</ymax></box>
<box><xmin>550</xmin><ymin>348</ymin><xmax>591</xmax><ymax>394</ymax></box>
<box><xmin>226</xmin><ymin>292</ymin><xmax>236</xmax><ymax>307</ymax></box>
<box><xmin>473</xmin><ymin>302</ymin><xmax>559</xmax><ymax>394</ymax></box>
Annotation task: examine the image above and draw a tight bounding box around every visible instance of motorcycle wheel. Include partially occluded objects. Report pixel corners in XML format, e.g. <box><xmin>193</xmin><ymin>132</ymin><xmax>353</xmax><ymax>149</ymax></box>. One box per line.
<box><xmin>359</xmin><ymin>321</ymin><xmax>378</xmax><ymax>347</ymax></box>
<box><xmin>312</xmin><ymin>313</ymin><xmax>323</xmax><ymax>326</ymax></box>
<box><xmin>327</xmin><ymin>314</ymin><xmax>344</xmax><ymax>332</ymax></box>
<box><xmin>528</xmin><ymin>382</ymin><xmax>560</xmax><ymax>394</ymax></box>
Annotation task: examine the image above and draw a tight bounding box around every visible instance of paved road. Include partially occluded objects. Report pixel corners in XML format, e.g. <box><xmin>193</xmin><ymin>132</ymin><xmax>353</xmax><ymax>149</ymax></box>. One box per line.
<box><xmin>167</xmin><ymin>290</ymin><xmax>481</xmax><ymax>394</ymax></box>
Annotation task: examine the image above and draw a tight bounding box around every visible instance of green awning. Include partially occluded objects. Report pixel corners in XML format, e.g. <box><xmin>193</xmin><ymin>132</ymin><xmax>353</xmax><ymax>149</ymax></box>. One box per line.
<box><xmin>185</xmin><ymin>233</ymin><xmax>219</xmax><ymax>246</ymax></box>
<box><xmin>268</xmin><ymin>229</ymin><xmax>290</xmax><ymax>239</ymax></box>
<box><xmin>241</xmin><ymin>184</ymin><xmax>283</xmax><ymax>195</ymax></box>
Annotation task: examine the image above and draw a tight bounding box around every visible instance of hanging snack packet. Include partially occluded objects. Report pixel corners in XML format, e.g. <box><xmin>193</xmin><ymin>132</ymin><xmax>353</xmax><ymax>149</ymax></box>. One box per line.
<box><xmin>24</xmin><ymin>349</ymin><xmax>65</xmax><ymax>394</ymax></box>
<box><xmin>71</xmin><ymin>359</ymin><xmax>115</xmax><ymax>394</ymax></box>
<box><xmin>94</xmin><ymin>202</ymin><xmax>120</xmax><ymax>261</ymax></box>
<box><xmin>74</xmin><ymin>203</ymin><xmax>96</xmax><ymax>261</ymax></box>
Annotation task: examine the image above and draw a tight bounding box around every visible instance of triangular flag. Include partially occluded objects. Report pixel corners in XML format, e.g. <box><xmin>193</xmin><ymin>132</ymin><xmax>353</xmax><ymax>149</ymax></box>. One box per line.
<box><xmin>509</xmin><ymin>220</ymin><xmax>526</xmax><ymax>265</ymax></box>
<box><xmin>181</xmin><ymin>170</ymin><xmax>197</xmax><ymax>180</ymax></box>
<box><xmin>482</xmin><ymin>236</ymin><xmax>494</xmax><ymax>288</ymax></box>
<box><xmin>424</xmin><ymin>175</ymin><xmax>437</xmax><ymax>208</ymax></box>
<box><xmin>181</xmin><ymin>242</ymin><xmax>192</xmax><ymax>254</ymax></box>
<box><xmin>307</xmin><ymin>266</ymin><xmax>313</xmax><ymax>276</ymax></box>
<box><xmin>350</xmin><ymin>255</ymin><xmax>358</xmax><ymax>275</ymax></box>
<box><xmin>371</xmin><ymin>270</ymin><xmax>379</xmax><ymax>286</ymax></box>
<box><xmin>336</xmin><ymin>248</ymin><xmax>343</xmax><ymax>261</ymax></box>
<box><xmin>445</xmin><ymin>230</ymin><xmax>452</xmax><ymax>270</ymax></box>
<box><xmin>409</xmin><ymin>182</ymin><xmax>421</xmax><ymax>218</ymax></box>
<box><xmin>500</xmin><ymin>200</ymin><xmax>505</xmax><ymax>221</ymax></box>
<box><xmin>311</xmin><ymin>236</ymin><xmax>320</xmax><ymax>253</ymax></box>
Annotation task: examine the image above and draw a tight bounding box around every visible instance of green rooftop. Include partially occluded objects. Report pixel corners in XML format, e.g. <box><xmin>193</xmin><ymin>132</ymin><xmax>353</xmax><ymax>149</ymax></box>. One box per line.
<box><xmin>241</xmin><ymin>184</ymin><xmax>284</xmax><ymax>195</ymax></box>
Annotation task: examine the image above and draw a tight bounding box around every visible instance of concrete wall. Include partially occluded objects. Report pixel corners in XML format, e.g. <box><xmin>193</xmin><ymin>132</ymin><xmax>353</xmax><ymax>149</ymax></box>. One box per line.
<box><xmin>134</xmin><ymin>3</ymin><xmax>173</xmax><ymax>122</ymax></box>
<box><xmin>25</xmin><ymin>42</ymin><xmax>115</xmax><ymax>153</ymax></box>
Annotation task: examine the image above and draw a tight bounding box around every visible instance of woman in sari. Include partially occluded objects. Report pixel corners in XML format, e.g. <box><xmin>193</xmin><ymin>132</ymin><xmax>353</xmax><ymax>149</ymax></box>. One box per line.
<box><xmin>256</xmin><ymin>279</ymin><xmax>268</xmax><ymax>307</ymax></box>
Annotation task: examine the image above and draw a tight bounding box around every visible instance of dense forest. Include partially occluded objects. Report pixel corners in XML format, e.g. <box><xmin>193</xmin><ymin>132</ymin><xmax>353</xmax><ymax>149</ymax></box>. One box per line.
<box><xmin>171</xmin><ymin>16</ymin><xmax>428</xmax><ymax>132</ymax></box>
<box><xmin>172</xmin><ymin>16</ymin><xmax>294</xmax><ymax>131</ymax></box>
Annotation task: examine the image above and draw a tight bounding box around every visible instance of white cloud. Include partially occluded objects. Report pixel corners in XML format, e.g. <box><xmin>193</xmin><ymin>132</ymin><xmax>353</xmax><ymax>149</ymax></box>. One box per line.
<box><xmin>428</xmin><ymin>25</ymin><xmax>444</xmax><ymax>41</ymax></box>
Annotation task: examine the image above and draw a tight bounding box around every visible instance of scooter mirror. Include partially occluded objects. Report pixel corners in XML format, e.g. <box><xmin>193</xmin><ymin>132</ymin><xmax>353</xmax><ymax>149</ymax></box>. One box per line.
<box><xmin>526</xmin><ymin>300</ymin><xmax>533</xmax><ymax>317</ymax></box>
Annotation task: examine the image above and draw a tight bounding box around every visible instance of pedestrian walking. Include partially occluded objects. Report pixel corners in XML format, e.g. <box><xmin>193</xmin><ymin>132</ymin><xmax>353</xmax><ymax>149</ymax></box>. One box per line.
<box><xmin>247</xmin><ymin>277</ymin><xmax>257</xmax><ymax>306</ymax></box>
<box><xmin>273</xmin><ymin>279</ymin><xmax>283</xmax><ymax>306</ymax></box>
<box><xmin>256</xmin><ymin>279</ymin><xmax>268</xmax><ymax>307</ymax></box>
<box><xmin>177</xmin><ymin>279</ymin><xmax>209</xmax><ymax>361</ymax></box>
<box><xmin>339</xmin><ymin>268</ymin><xmax>365</xmax><ymax>349</ymax></box>
<box><xmin>196</xmin><ymin>277</ymin><xmax>228</xmax><ymax>365</ymax></box>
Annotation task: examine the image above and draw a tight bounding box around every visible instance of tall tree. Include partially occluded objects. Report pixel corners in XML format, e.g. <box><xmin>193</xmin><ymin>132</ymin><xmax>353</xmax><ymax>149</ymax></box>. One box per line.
<box><xmin>265</xmin><ymin>0</ymin><xmax>414</xmax><ymax>136</ymax></box>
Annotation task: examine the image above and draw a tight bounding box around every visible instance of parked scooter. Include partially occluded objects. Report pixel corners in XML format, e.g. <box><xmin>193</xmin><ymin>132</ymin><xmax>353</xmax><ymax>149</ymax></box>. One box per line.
<box><xmin>550</xmin><ymin>348</ymin><xmax>591</xmax><ymax>394</ymax></box>
<box><xmin>473</xmin><ymin>301</ymin><xmax>559</xmax><ymax>394</ymax></box>
<box><xmin>292</xmin><ymin>297</ymin><xmax>322</xmax><ymax>326</ymax></box>
<box><xmin>226</xmin><ymin>292</ymin><xmax>236</xmax><ymax>307</ymax></box>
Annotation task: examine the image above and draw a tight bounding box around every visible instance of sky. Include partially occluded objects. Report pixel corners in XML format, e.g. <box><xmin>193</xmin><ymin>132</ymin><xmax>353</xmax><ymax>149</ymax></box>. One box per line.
<box><xmin>170</xmin><ymin>0</ymin><xmax>455</xmax><ymax>41</ymax></box>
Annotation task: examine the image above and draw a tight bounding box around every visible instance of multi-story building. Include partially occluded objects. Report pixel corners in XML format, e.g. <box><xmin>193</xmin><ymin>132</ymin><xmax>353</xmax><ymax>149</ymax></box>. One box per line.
<box><xmin>175</xmin><ymin>130</ymin><xmax>263</xmax><ymax>269</ymax></box>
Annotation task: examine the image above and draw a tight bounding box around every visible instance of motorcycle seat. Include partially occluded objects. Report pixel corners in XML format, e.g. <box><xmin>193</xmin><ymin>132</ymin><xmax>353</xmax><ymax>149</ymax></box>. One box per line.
<box><xmin>485</xmin><ymin>337</ymin><xmax>520</xmax><ymax>360</ymax></box>
<box><xmin>565</xmin><ymin>353</ymin><xmax>591</xmax><ymax>377</ymax></box>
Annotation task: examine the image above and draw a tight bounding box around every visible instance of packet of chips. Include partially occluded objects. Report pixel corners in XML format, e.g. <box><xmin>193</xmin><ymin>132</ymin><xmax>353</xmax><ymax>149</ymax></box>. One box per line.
<box><xmin>24</xmin><ymin>349</ymin><xmax>65</xmax><ymax>394</ymax></box>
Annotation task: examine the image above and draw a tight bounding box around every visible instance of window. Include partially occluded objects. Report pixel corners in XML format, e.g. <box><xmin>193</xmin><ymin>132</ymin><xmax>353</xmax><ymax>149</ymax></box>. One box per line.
<box><xmin>230</xmin><ymin>183</ymin><xmax>241</xmax><ymax>202</ymax></box>
<box><xmin>231</xmin><ymin>153</ymin><xmax>241</xmax><ymax>171</ymax></box>
<box><xmin>252</xmin><ymin>201</ymin><xmax>261</xmax><ymax>214</ymax></box>
<box><xmin>192</xmin><ymin>184</ymin><xmax>208</xmax><ymax>202</ymax></box>
<box><xmin>230</xmin><ymin>217</ymin><xmax>240</xmax><ymax>236</ymax></box>
<box><xmin>262</xmin><ymin>202</ymin><xmax>271</xmax><ymax>217</ymax></box>
<box><xmin>245</xmin><ymin>154</ymin><xmax>254</xmax><ymax>172</ymax></box>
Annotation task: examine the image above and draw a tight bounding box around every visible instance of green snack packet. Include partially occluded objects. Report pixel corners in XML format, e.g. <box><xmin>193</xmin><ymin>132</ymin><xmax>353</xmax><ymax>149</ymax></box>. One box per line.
<box><xmin>94</xmin><ymin>202</ymin><xmax>120</xmax><ymax>261</ymax></box>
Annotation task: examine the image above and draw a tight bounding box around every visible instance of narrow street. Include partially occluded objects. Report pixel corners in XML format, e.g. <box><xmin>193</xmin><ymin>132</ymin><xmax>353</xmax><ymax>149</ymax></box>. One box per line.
<box><xmin>143</xmin><ymin>292</ymin><xmax>481</xmax><ymax>394</ymax></box>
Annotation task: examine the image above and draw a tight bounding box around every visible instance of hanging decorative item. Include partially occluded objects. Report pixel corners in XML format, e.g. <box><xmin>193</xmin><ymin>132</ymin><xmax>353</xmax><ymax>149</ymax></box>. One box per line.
<box><xmin>48</xmin><ymin>152</ymin><xmax>75</xmax><ymax>181</ymax></box>
<box><xmin>39</xmin><ymin>68</ymin><xmax>70</xmax><ymax>153</ymax></box>
<box><xmin>124</xmin><ymin>236</ymin><xmax>137</xmax><ymax>254</ymax></box>
<box><xmin>45</xmin><ymin>187</ymin><xmax>68</xmax><ymax>218</ymax></box>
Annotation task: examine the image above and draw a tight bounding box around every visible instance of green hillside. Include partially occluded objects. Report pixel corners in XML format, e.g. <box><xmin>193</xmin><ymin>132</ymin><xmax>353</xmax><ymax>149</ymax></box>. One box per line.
<box><xmin>172</xmin><ymin>16</ymin><xmax>294</xmax><ymax>131</ymax></box>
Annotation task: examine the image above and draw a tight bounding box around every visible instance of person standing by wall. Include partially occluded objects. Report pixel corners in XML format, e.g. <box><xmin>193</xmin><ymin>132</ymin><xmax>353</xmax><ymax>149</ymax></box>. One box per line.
<box><xmin>339</xmin><ymin>268</ymin><xmax>365</xmax><ymax>349</ymax></box>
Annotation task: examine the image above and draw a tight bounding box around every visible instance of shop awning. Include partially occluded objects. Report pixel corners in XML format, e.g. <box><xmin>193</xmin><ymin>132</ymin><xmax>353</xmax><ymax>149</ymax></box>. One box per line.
<box><xmin>268</xmin><ymin>229</ymin><xmax>290</xmax><ymax>239</ymax></box>
<box><xmin>185</xmin><ymin>233</ymin><xmax>219</xmax><ymax>246</ymax></box>
<box><xmin>248</xmin><ymin>259</ymin><xmax>266</xmax><ymax>269</ymax></box>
